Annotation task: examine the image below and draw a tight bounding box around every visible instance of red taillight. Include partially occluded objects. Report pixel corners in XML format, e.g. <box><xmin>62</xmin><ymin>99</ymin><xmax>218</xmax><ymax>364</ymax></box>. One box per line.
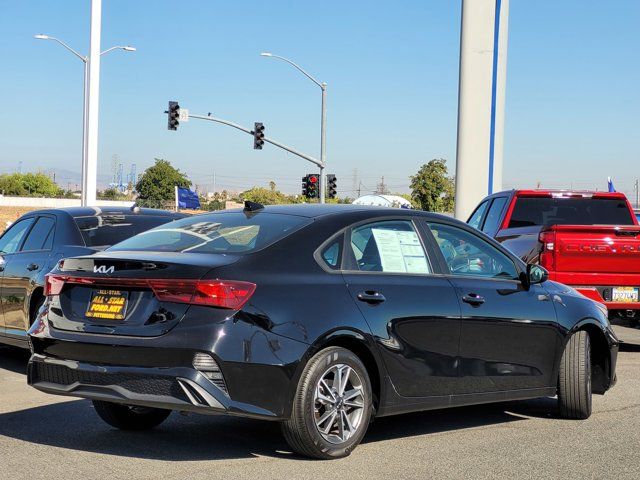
<box><xmin>44</xmin><ymin>275</ymin><xmax>255</xmax><ymax>310</ymax></box>
<box><xmin>45</xmin><ymin>274</ymin><xmax>67</xmax><ymax>296</ymax></box>
<box><xmin>538</xmin><ymin>229</ymin><xmax>556</xmax><ymax>271</ymax></box>
<box><xmin>192</xmin><ymin>281</ymin><xmax>256</xmax><ymax>309</ymax></box>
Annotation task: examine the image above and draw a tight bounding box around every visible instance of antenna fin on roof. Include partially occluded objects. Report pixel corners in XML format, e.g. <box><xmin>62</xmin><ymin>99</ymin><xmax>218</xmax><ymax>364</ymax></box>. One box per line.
<box><xmin>244</xmin><ymin>200</ymin><xmax>264</xmax><ymax>212</ymax></box>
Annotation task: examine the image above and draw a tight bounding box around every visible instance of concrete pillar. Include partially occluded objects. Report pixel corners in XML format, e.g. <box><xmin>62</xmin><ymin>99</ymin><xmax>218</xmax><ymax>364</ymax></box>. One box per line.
<box><xmin>454</xmin><ymin>0</ymin><xmax>510</xmax><ymax>220</ymax></box>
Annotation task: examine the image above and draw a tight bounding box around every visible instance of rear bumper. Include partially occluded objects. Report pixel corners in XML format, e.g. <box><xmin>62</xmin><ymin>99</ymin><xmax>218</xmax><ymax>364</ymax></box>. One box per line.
<box><xmin>28</xmin><ymin>353</ymin><xmax>280</xmax><ymax>420</ymax></box>
<box><xmin>27</xmin><ymin>303</ymin><xmax>310</xmax><ymax>420</ymax></box>
<box><xmin>572</xmin><ymin>286</ymin><xmax>640</xmax><ymax>311</ymax></box>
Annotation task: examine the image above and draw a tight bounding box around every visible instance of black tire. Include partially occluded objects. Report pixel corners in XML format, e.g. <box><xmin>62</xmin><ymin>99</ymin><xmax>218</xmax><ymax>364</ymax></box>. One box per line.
<box><xmin>92</xmin><ymin>400</ymin><xmax>171</xmax><ymax>430</ymax></box>
<box><xmin>30</xmin><ymin>296</ymin><xmax>45</xmax><ymax>326</ymax></box>
<box><xmin>282</xmin><ymin>346</ymin><xmax>373</xmax><ymax>459</ymax></box>
<box><xmin>558</xmin><ymin>330</ymin><xmax>592</xmax><ymax>419</ymax></box>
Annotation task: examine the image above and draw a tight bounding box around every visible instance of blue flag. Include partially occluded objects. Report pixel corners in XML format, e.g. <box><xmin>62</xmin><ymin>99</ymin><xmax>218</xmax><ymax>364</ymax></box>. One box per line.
<box><xmin>177</xmin><ymin>187</ymin><xmax>201</xmax><ymax>209</ymax></box>
<box><xmin>607</xmin><ymin>177</ymin><xmax>616</xmax><ymax>193</ymax></box>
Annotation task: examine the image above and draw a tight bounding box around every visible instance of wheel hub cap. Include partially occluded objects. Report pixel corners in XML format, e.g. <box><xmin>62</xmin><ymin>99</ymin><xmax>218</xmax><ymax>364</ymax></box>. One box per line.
<box><xmin>313</xmin><ymin>364</ymin><xmax>365</xmax><ymax>444</ymax></box>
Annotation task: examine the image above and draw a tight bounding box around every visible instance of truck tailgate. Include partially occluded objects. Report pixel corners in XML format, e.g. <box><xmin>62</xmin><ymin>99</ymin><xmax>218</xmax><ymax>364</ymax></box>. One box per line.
<box><xmin>553</xmin><ymin>225</ymin><xmax>640</xmax><ymax>274</ymax></box>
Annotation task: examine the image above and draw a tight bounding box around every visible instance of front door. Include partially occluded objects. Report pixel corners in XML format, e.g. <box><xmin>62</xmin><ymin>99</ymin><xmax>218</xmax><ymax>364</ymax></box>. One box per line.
<box><xmin>342</xmin><ymin>219</ymin><xmax>462</xmax><ymax>398</ymax></box>
<box><xmin>425</xmin><ymin>221</ymin><xmax>560</xmax><ymax>394</ymax></box>
<box><xmin>0</xmin><ymin>217</ymin><xmax>36</xmax><ymax>336</ymax></box>
<box><xmin>2</xmin><ymin>216</ymin><xmax>55</xmax><ymax>337</ymax></box>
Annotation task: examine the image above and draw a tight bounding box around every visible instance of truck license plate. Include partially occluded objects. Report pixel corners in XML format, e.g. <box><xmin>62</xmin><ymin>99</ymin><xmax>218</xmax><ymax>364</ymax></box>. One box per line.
<box><xmin>612</xmin><ymin>287</ymin><xmax>639</xmax><ymax>303</ymax></box>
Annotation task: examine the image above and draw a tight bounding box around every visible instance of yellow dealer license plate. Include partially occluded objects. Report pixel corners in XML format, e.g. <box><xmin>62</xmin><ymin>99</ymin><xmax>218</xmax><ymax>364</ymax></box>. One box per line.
<box><xmin>86</xmin><ymin>289</ymin><xmax>129</xmax><ymax>320</ymax></box>
<box><xmin>612</xmin><ymin>287</ymin><xmax>639</xmax><ymax>303</ymax></box>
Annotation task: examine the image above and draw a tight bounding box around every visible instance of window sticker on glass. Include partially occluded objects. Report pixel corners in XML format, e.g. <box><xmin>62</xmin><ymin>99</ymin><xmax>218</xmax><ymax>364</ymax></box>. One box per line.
<box><xmin>371</xmin><ymin>228</ymin><xmax>429</xmax><ymax>274</ymax></box>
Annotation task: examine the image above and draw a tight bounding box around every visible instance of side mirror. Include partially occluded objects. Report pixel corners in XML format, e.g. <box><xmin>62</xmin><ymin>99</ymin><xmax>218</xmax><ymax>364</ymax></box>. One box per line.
<box><xmin>527</xmin><ymin>264</ymin><xmax>549</xmax><ymax>285</ymax></box>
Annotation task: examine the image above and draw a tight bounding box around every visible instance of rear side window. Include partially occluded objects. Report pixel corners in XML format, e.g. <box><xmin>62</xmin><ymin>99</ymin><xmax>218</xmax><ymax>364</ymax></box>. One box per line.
<box><xmin>508</xmin><ymin>197</ymin><xmax>635</xmax><ymax>228</ymax></box>
<box><xmin>75</xmin><ymin>215</ymin><xmax>177</xmax><ymax>247</ymax></box>
<box><xmin>320</xmin><ymin>237</ymin><xmax>342</xmax><ymax>270</ymax></box>
<box><xmin>468</xmin><ymin>200</ymin><xmax>489</xmax><ymax>230</ymax></box>
<box><xmin>482</xmin><ymin>197</ymin><xmax>507</xmax><ymax>233</ymax></box>
<box><xmin>109</xmin><ymin>212</ymin><xmax>312</xmax><ymax>254</ymax></box>
<box><xmin>21</xmin><ymin>217</ymin><xmax>55</xmax><ymax>251</ymax></box>
<box><xmin>348</xmin><ymin>220</ymin><xmax>430</xmax><ymax>274</ymax></box>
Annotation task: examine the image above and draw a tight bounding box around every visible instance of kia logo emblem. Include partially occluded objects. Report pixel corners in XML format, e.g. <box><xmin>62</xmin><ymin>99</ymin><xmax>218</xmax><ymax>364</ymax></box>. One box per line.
<box><xmin>93</xmin><ymin>265</ymin><xmax>115</xmax><ymax>274</ymax></box>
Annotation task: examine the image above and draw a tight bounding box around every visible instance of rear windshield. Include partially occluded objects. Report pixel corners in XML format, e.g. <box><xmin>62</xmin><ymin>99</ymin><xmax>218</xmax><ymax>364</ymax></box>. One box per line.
<box><xmin>108</xmin><ymin>212</ymin><xmax>312</xmax><ymax>254</ymax></box>
<box><xmin>75</xmin><ymin>214</ymin><xmax>177</xmax><ymax>247</ymax></box>
<box><xmin>508</xmin><ymin>197</ymin><xmax>635</xmax><ymax>228</ymax></box>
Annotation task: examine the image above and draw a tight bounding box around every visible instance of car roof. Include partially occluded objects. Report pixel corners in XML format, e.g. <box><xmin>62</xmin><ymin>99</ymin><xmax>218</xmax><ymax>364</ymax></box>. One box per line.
<box><xmin>216</xmin><ymin>203</ymin><xmax>451</xmax><ymax>220</ymax></box>
<box><xmin>492</xmin><ymin>189</ymin><xmax>627</xmax><ymax>200</ymax></box>
<box><xmin>20</xmin><ymin>206</ymin><xmax>186</xmax><ymax>218</ymax></box>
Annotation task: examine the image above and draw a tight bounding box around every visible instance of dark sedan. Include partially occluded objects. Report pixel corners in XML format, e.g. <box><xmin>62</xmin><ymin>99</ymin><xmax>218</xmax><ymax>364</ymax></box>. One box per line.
<box><xmin>28</xmin><ymin>203</ymin><xmax>618</xmax><ymax>459</ymax></box>
<box><xmin>0</xmin><ymin>206</ymin><xmax>184</xmax><ymax>347</ymax></box>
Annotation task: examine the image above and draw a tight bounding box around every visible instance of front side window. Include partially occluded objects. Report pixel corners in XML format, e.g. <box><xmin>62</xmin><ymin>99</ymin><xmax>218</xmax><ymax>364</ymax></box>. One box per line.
<box><xmin>349</xmin><ymin>220</ymin><xmax>430</xmax><ymax>274</ymax></box>
<box><xmin>110</xmin><ymin>212</ymin><xmax>312</xmax><ymax>254</ymax></box>
<box><xmin>468</xmin><ymin>200</ymin><xmax>489</xmax><ymax>230</ymax></box>
<box><xmin>0</xmin><ymin>218</ymin><xmax>34</xmax><ymax>255</ymax></box>
<box><xmin>427</xmin><ymin>222</ymin><xmax>518</xmax><ymax>279</ymax></box>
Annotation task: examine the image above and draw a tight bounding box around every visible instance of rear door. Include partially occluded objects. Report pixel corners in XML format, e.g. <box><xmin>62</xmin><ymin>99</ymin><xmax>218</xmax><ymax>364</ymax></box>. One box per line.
<box><xmin>2</xmin><ymin>216</ymin><xmax>55</xmax><ymax>337</ymax></box>
<box><xmin>424</xmin><ymin>221</ymin><xmax>559</xmax><ymax>394</ymax></box>
<box><xmin>342</xmin><ymin>218</ymin><xmax>462</xmax><ymax>398</ymax></box>
<box><xmin>0</xmin><ymin>217</ymin><xmax>36</xmax><ymax>336</ymax></box>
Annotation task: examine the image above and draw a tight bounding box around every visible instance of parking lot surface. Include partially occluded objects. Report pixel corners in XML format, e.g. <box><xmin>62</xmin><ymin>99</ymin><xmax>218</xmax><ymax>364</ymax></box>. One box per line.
<box><xmin>1</xmin><ymin>327</ymin><xmax>639</xmax><ymax>480</ymax></box>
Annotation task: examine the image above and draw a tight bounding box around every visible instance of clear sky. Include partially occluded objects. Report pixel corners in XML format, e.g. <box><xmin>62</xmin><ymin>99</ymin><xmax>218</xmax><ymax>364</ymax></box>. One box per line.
<box><xmin>0</xmin><ymin>0</ymin><xmax>638</xmax><ymax>198</ymax></box>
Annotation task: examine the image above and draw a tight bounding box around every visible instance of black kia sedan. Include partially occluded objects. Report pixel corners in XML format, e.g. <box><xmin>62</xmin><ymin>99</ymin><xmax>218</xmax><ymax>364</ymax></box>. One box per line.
<box><xmin>0</xmin><ymin>206</ymin><xmax>184</xmax><ymax>348</ymax></box>
<box><xmin>27</xmin><ymin>203</ymin><xmax>618</xmax><ymax>459</ymax></box>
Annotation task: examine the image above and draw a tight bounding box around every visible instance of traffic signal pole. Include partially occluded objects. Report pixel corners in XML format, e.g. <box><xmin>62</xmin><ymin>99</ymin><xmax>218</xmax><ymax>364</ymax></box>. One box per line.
<box><xmin>319</xmin><ymin>83</ymin><xmax>327</xmax><ymax>204</ymax></box>
<box><xmin>187</xmin><ymin>112</ymin><xmax>323</xmax><ymax>168</ymax></box>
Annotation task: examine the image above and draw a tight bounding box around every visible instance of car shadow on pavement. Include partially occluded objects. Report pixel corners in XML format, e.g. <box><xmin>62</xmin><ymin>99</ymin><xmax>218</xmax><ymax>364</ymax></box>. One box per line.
<box><xmin>0</xmin><ymin>348</ymin><xmax>557</xmax><ymax>462</ymax></box>
<box><xmin>0</xmin><ymin>346</ymin><xmax>30</xmax><ymax>374</ymax></box>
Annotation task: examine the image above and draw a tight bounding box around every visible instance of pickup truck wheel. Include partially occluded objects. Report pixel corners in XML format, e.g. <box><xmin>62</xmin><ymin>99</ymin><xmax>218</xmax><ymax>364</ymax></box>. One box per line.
<box><xmin>92</xmin><ymin>400</ymin><xmax>171</xmax><ymax>430</ymax></box>
<box><xmin>557</xmin><ymin>330</ymin><xmax>592</xmax><ymax>419</ymax></box>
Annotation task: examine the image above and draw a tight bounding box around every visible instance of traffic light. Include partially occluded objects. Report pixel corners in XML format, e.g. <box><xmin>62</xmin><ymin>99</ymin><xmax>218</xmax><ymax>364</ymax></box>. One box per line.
<box><xmin>253</xmin><ymin>122</ymin><xmax>265</xmax><ymax>149</ymax></box>
<box><xmin>167</xmin><ymin>101</ymin><xmax>180</xmax><ymax>131</ymax></box>
<box><xmin>301</xmin><ymin>175</ymin><xmax>308</xmax><ymax>198</ymax></box>
<box><xmin>306</xmin><ymin>174</ymin><xmax>319</xmax><ymax>199</ymax></box>
<box><xmin>327</xmin><ymin>174</ymin><xmax>337</xmax><ymax>199</ymax></box>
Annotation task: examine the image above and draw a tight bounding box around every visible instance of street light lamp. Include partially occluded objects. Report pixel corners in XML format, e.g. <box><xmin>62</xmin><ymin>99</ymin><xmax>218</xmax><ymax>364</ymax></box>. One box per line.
<box><xmin>261</xmin><ymin>52</ymin><xmax>327</xmax><ymax>203</ymax></box>
<box><xmin>34</xmin><ymin>33</ymin><xmax>135</xmax><ymax>205</ymax></box>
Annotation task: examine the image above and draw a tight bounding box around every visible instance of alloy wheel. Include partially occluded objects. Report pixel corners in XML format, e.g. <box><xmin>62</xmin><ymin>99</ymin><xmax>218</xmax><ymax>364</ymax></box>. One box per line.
<box><xmin>313</xmin><ymin>363</ymin><xmax>365</xmax><ymax>444</ymax></box>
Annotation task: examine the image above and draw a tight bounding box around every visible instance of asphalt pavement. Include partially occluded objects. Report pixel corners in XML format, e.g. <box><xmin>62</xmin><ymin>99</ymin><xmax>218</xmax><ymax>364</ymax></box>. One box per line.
<box><xmin>1</xmin><ymin>326</ymin><xmax>639</xmax><ymax>480</ymax></box>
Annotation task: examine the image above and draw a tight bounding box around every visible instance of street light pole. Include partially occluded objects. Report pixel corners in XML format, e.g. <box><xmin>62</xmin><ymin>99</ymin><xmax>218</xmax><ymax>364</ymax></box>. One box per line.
<box><xmin>83</xmin><ymin>0</ymin><xmax>102</xmax><ymax>207</ymax></box>
<box><xmin>34</xmin><ymin>1</ymin><xmax>135</xmax><ymax>206</ymax></box>
<box><xmin>261</xmin><ymin>53</ymin><xmax>327</xmax><ymax>203</ymax></box>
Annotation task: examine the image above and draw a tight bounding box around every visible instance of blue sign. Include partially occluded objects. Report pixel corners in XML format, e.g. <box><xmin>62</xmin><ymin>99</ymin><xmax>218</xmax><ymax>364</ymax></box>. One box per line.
<box><xmin>607</xmin><ymin>177</ymin><xmax>616</xmax><ymax>193</ymax></box>
<box><xmin>177</xmin><ymin>187</ymin><xmax>201</xmax><ymax>209</ymax></box>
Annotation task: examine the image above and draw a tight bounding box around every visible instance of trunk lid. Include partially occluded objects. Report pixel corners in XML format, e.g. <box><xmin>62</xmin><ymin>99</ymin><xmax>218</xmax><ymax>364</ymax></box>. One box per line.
<box><xmin>47</xmin><ymin>251</ymin><xmax>241</xmax><ymax>337</ymax></box>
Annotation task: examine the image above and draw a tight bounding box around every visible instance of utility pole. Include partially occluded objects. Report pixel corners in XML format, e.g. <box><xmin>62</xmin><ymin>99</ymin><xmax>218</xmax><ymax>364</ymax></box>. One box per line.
<box><xmin>635</xmin><ymin>179</ymin><xmax>639</xmax><ymax>209</ymax></box>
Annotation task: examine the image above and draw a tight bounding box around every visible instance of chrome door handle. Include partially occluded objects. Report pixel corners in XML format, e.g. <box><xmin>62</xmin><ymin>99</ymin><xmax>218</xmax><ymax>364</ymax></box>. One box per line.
<box><xmin>357</xmin><ymin>291</ymin><xmax>386</xmax><ymax>304</ymax></box>
<box><xmin>462</xmin><ymin>293</ymin><xmax>485</xmax><ymax>306</ymax></box>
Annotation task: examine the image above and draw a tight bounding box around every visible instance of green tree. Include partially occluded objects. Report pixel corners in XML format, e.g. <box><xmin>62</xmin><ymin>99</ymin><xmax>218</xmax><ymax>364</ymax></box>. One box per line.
<box><xmin>410</xmin><ymin>159</ymin><xmax>455</xmax><ymax>212</ymax></box>
<box><xmin>135</xmin><ymin>159</ymin><xmax>191</xmax><ymax>208</ymax></box>
<box><xmin>0</xmin><ymin>172</ymin><xmax>63</xmax><ymax>197</ymax></box>
<box><xmin>240</xmin><ymin>185</ymin><xmax>302</xmax><ymax>205</ymax></box>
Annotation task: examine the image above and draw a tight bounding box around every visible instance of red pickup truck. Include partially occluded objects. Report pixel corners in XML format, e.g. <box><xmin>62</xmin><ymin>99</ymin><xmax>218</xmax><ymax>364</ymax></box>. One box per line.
<box><xmin>468</xmin><ymin>190</ymin><xmax>640</xmax><ymax>324</ymax></box>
